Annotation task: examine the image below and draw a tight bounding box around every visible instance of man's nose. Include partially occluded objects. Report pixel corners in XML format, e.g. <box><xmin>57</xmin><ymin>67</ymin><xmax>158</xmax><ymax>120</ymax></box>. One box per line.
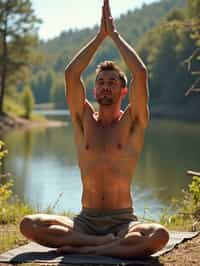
<box><xmin>103</xmin><ymin>84</ymin><xmax>111</xmax><ymax>90</ymax></box>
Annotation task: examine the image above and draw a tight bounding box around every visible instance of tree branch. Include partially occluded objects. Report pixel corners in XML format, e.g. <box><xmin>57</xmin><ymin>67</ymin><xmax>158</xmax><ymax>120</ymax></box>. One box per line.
<box><xmin>187</xmin><ymin>170</ymin><xmax>200</xmax><ymax>177</ymax></box>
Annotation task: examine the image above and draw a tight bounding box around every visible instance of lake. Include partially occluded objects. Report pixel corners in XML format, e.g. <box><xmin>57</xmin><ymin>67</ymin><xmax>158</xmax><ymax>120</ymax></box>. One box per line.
<box><xmin>2</xmin><ymin>113</ymin><xmax>200</xmax><ymax>221</ymax></box>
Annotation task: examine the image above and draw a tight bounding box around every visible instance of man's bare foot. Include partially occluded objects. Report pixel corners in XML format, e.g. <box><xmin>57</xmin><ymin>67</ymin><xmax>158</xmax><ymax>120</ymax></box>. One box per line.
<box><xmin>57</xmin><ymin>233</ymin><xmax>118</xmax><ymax>254</ymax></box>
<box><xmin>97</xmin><ymin>233</ymin><xmax>118</xmax><ymax>245</ymax></box>
<box><xmin>57</xmin><ymin>245</ymin><xmax>97</xmax><ymax>254</ymax></box>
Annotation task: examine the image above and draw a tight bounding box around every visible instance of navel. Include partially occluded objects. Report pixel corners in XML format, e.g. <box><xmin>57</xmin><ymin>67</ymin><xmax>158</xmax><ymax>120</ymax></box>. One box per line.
<box><xmin>85</xmin><ymin>143</ymin><xmax>90</xmax><ymax>150</ymax></box>
<box><xmin>117</xmin><ymin>143</ymin><xmax>122</xmax><ymax>149</ymax></box>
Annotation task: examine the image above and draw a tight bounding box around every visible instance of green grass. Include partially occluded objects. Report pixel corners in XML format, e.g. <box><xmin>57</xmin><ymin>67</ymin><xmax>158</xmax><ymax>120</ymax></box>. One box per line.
<box><xmin>0</xmin><ymin>224</ymin><xmax>28</xmax><ymax>253</ymax></box>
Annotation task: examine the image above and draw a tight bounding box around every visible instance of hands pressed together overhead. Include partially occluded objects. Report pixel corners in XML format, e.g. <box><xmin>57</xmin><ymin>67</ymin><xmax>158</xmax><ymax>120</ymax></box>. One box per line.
<box><xmin>100</xmin><ymin>0</ymin><xmax>118</xmax><ymax>39</ymax></box>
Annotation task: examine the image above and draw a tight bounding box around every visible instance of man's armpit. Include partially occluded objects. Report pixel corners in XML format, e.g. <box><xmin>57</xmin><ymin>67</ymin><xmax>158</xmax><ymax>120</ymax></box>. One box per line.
<box><xmin>84</xmin><ymin>100</ymin><xmax>95</xmax><ymax>116</ymax></box>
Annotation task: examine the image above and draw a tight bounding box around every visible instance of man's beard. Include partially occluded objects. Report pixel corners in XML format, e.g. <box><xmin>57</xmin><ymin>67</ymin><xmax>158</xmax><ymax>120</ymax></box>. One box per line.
<box><xmin>96</xmin><ymin>96</ymin><xmax>114</xmax><ymax>105</ymax></box>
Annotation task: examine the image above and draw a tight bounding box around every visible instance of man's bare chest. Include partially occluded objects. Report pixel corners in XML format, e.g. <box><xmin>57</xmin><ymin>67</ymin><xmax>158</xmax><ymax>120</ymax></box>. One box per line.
<box><xmin>77</xmin><ymin>118</ymin><xmax>138</xmax><ymax>178</ymax></box>
<box><xmin>77</xmin><ymin>114</ymin><xmax>137</xmax><ymax>160</ymax></box>
<box><xmin>84</xmin><ymin>123</ymin><xmax>127</xmax><ymax>151</ymax></box>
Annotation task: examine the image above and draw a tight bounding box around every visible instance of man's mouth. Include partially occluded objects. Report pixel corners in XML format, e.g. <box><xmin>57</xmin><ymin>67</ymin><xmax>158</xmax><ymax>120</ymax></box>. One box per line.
<box><xmin>101</xmin><ymin>92</ymin><xmax>112</xmax><ymax>96</ymax></box>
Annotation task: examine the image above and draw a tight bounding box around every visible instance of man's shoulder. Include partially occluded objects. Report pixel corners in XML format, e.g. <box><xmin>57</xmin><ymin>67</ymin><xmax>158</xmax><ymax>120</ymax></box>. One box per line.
<box><xmin>83</xmin><ymin>100</ymin><xmax>95</xmax><ymax>117</ymax></box>
<box><xmin>81</xmin><ymin>100</ymin><xmax>96</xmax><ymax>123</ymax></box>
<box><xmin>121</xmin><ymin>105</ymin><xmax>147</xmax><ymax>130</ymax></box>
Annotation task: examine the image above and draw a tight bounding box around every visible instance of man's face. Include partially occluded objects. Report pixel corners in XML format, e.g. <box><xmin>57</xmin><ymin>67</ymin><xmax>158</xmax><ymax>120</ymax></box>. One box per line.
<box><xmin>95</xmin><ymin>70</ymin><xmax>122</xmax><ymax>106</ymax></box>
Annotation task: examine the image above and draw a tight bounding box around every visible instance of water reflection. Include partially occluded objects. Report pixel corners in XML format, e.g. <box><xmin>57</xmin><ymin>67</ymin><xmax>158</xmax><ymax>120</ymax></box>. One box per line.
<box><xmin>2</xmin><ymin>119</ymin><xmax>200</xmax><ymax>220</ymax></box>
<box><xmin>133</xmin><ymin>120</ymin><xmax>200</xmax><ymax>217</ymax></box>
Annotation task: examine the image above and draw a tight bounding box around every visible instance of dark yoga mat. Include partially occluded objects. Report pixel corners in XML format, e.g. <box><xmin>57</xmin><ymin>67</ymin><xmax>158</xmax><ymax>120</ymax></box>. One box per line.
<box><xmin>0</xmin><ymin>231</ymin><xmax>199</xmax><ymax>265</ymax></box>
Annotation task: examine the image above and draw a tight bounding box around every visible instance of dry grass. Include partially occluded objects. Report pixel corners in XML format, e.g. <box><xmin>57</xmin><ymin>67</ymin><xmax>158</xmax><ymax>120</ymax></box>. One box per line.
<box><xmin>0</xmin><ymin>224</ymin><xmax>28</xmax><ymax>253</ymax></box>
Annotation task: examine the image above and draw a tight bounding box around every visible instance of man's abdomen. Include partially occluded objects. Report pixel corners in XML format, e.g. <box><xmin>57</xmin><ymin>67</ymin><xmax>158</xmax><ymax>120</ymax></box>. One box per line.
<box><xmin>78</xmin><ymin>147</ymin><xmax>138</xmax><ymax>209</ymax></box>
<box><xmin>81</xmin><ymin>171</ymin><xmax>133</xmax><ymax>209</ymax></box>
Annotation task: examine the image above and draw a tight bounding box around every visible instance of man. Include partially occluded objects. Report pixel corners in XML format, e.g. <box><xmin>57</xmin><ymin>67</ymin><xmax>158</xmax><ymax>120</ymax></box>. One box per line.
<box><xmin>20</xmin><ymin>0</ymin><xmax>169</xmax><ymax>258</ymax></box>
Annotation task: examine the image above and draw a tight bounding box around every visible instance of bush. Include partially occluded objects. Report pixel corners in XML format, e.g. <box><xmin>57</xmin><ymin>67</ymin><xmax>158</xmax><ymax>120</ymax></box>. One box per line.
<box><xmin>21</xmin><ymin>86</ymin><xmax>35</xmax><ymax>119</ymax></box>
<box><xmin>3</xmin><ymin>95</ymin><xmax>25</xmax><ymax>116</ymax></box>
<box><xmin>0</xmin><ymin>141</ymin><xmax>34</xmax><ymax>224</ymax></box>
<box><xmin>161</xmin><ymin>175</ymin><xmax>200</xmax><ymax>231</ymax></box>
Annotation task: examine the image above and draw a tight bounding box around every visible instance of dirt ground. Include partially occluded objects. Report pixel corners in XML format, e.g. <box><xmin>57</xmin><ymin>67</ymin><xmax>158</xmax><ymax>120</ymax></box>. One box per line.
<box><xmin>158</xmin><ymin>232</ymin><xmax>200</xmax><ymax>266</ymax></box>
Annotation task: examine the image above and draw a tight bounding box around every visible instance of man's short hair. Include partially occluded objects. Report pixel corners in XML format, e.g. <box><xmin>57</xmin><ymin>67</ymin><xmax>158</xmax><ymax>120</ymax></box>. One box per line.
<box><xmin>96</xmin><ymin>61</ymin><xmax>127</xmax><ymax>88</ymax></box>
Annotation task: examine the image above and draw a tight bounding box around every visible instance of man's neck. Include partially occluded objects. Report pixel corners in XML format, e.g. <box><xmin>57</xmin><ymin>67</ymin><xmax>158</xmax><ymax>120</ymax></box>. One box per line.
<box><xmin>97</xmin><ymin>104</ymin><xmax>122</xmax><ymax>126</ymax></box>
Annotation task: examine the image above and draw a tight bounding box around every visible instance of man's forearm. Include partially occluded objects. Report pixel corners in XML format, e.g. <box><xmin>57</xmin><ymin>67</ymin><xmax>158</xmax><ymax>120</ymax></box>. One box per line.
<box><xmin>111</xmin><ymin>32</ymin><xmax>146</xmax><ymax>74</ymax></box>
<box><xmin>65</xmin><ymin>32</ymin><xmax>105</xmax><ymax>75</ymax></box>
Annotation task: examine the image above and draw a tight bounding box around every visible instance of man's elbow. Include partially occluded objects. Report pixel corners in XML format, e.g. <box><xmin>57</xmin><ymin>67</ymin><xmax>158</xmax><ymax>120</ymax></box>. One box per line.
<box><xmin>65</xmin><ymin>64</ymin><xmax>81</xmax><ymax>78</ymax></box>
<box><xmin>64</xmin><ymin>65</ymin><xmax>77</xmax><ymax>82</ymax></box>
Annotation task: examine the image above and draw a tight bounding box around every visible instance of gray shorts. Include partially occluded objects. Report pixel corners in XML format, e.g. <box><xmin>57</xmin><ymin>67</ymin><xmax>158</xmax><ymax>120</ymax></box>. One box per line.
<box><xmin>74</xmin><ymin>208</ymin><xmax>139</xmax><ymax>236</ymax></box>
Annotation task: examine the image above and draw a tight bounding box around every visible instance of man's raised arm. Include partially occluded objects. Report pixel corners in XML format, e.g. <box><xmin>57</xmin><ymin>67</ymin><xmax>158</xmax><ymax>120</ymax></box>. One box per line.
<box><xmin>104</xmin><ymin>0</ymin><xmax>149</xmax><ymax>128</ymax></box>
<box><xmin>65</xmin><ymin>3</ymin><xmax>107</xmax><ymax>122</ymax></box>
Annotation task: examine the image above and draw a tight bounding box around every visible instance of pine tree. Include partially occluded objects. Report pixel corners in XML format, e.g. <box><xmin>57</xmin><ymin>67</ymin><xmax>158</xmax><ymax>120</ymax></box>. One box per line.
<box><xmin>0</xmin><ymin>0</ymin><xmax>41</xmax><ymax>115</ymax></box>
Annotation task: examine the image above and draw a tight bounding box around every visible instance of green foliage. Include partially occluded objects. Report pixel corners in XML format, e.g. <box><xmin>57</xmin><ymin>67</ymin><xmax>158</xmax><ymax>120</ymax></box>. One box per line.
<box><xmin>0</xmin><ymin>140</ymin><xmax>7</xmax><ymax>157</ymax></box>
<box><xmin>3</xmin><ymin>95</ymin><xmax>25</xmax><ymax>116</ymax></box>
<box><xmin>50</xmin><ymin>73</ymin><xmax>66</xmax><ymax>108</ymax></box>
<box><xmin>166</xmin><ymin>8</ymin><xmax>186</xmax><ymax>22</ymax></box>
<box><xmin>21</xmin><ymin>85</ymin><xmax>35</xmax><ymax>119</ymax></box>
<box><xmin>0</xmin><ymin>0</ymin><xmax>41</xmax><ymax>113</ymax></box>
<box><xmin>161</xmin><ymin>176</ymin><xmax>200</xmax><ymax>231</ymax></box>
<box><xmin>188</xmin><ymin>0</ymin><xmax>200</xmax><ymax>17</ymax></box>
<box><xmin>189</xmin><ymin>176</ymin><xmax>200</xmax><ymax>206</ymax></box>
<box><xmin>182</xmin><ymin>0</ymin><xmax>200</xmax><ymax>96</ymax></box>
<box><xmin>137</xmin><ymin>0</ymin><xmax>200</xmax><ymax>119</ymax></box>
<box><xmin>0</xmin><ymin>141</ymin><xmax>34</xmax><ymax>224</ymax></box>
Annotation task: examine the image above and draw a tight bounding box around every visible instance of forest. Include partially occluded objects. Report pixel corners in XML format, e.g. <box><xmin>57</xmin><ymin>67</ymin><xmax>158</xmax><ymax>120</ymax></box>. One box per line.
<box><xmin>1</xmin><ymin>0</ymin><xmax>200</xmax><ymax>121</ymax></box>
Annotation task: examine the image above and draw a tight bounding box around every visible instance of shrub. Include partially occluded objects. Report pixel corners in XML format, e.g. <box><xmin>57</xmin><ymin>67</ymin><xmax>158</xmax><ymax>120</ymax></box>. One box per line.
<box><xmin>0</xmin><ymin>141</ymin><xmax>33</xmax><ymax>224</ymax></box>
<box><xmin>161</xmin><ymin>175</ymin><xmax>200</xmax><ymax>231</ymax></box>
<box><xmin>21</xmin><ymin>86</ymin><xmax>35</xmax><ymax>119</ymax></box>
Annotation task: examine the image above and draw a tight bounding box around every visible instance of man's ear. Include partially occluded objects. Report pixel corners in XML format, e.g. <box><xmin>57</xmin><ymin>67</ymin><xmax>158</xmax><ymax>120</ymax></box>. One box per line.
<box><xmin>121</xmin><ymin>87</ymin><xmax>128</xmax><ymax>96</ymax></box>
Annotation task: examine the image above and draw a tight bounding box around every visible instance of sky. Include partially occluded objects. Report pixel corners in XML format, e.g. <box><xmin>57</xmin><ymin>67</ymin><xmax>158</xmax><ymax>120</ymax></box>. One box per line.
<box><xmin>32</xmin><ymin>0</ymin><xmax>159</xmax><ymax>40</ymax></box>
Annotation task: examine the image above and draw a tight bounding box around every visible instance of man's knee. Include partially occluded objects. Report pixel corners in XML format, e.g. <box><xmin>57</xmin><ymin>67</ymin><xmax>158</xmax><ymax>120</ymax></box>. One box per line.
<box><xmin>148</xmin><ymin>225</ymin><xmax>169</xmax><ymax>254</ymax></box>
<box><xmin>20</xmin><ymin>214</ymin><xmax>39</xmax><ymax>240</ymax></box>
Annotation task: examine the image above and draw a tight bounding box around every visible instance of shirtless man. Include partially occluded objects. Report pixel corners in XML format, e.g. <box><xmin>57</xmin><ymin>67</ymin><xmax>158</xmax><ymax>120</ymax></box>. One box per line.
<box><xmin>20</xmin><ymin>0</ymin><xmax>169</xmax><ymax>258</ymax></box>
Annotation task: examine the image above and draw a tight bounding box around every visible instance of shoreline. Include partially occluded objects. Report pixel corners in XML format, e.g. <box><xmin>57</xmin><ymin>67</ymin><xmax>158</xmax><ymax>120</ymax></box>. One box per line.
<box><xmin>0</xmin><ymin>113</ymin><xmax>67</xmax><ymax>132</ymax></box>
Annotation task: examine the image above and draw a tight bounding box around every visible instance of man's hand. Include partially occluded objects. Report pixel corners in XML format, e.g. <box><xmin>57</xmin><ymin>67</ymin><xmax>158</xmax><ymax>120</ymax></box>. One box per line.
<box><xmin>99</xmin><ymin>1</ymin><xmax>108</xmax><ymax>39</ymax></box>
<box><xmin>103</xmin><ymin>0</ymin><xmax>118</xmax><ymax>38</ymax></box>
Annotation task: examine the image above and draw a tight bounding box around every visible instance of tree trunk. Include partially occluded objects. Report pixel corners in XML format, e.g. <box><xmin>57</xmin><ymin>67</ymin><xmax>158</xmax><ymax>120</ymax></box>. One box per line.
<box><xmin>0</xmin><ymin>1</ymin><xmax>8</xmax><ymax>115</ymax></box>
<box><xmin>0</xmin><ymin>59</ymin><xmax>7</xmax><ymax>115</ymax></box>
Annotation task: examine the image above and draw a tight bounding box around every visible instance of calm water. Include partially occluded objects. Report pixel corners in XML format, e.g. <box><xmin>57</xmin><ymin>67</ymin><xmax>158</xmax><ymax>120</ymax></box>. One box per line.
<box><xmin>2</xmin><ymin>116</ymin><xmax>200</xmax><ymax>221</ymax></box>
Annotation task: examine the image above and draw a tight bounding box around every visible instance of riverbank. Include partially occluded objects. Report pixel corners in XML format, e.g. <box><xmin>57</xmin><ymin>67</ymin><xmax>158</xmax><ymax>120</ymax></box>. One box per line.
<box><xmin>0</xmin><ymin>113</ymin><xmax>67</xmax><ymax>132</ymax></box>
